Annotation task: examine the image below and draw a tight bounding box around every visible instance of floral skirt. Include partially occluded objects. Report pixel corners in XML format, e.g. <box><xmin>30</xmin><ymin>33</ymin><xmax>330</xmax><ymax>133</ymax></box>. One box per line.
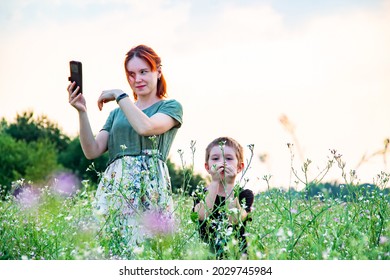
<box><xmin>94</xmin><ymin>151</ymin><xmax>174</xmax><ymax>247</ymax></box>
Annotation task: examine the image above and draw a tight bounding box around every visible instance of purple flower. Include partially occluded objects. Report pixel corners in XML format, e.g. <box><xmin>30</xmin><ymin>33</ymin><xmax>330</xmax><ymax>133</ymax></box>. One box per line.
<box><xmin>52</xmin><ymin>172</ymin><xmax>80</xmax><ymax>196</ymax></box>
<box><xmin>15</xmin><ymin>186</ymin><xmax>41</xmax><ymax>209</ymax></box>
<box><xmin>141</xmin><ymin>210</ymin><xmax>176</xmax><ymax>237</ymax></box>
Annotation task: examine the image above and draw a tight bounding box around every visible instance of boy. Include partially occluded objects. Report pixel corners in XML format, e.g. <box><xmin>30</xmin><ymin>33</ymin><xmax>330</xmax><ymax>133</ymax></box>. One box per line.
<box><xmin>193</xmin><ymin>136</ymin><xmax>254</xmax><ymax>259</ymax></box>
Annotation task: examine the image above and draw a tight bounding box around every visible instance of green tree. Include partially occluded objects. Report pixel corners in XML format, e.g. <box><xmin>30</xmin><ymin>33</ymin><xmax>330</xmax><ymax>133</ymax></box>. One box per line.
<box><xmin>24</xmin><ymin>139</ymin><xmax>60</xmax><ymax>183</ymax></box>
<box><xmin>0</xmin><ymin>133</ymin><xmax>27</xmax><ymax>193</ymax></box>
<box><xmin>1</xmin><ymin>111</ymin><xmax>66</xmax><ymax>197</ymax></box>
<box><xmin>58</xmin><ymin>137</ymin><xmax>109</xmax><ymax>185</ymax></box>
<box><xmin>4</xmin><ymin>111</ymin><xmax>70</xmax><ymax>152</ymax></box>
<box><xmin>166</xmin><ymin>159</ymin><xmax>205</xmax><ymax>195</ymax></box>
<box><xmin>0</xmin><ymin>134</ymin><xmax>60</xmax><ymax>198</ymax></box>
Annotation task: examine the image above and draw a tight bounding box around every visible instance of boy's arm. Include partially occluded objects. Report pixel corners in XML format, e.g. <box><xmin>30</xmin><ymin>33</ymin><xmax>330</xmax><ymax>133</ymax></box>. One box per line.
<box><xmin>227</xmin><ymin>189</ymin><xmax>254</xmax><ymax>224</ymax></box>
<box><xmin>227</xmin><ymin>197</ymin><xmax>248</xmax><ymax>224</ymax></box>
<box><xmin>193</xmin><ymin>182</ymin><xmax>219</xmax><ymax>221</ymax></box>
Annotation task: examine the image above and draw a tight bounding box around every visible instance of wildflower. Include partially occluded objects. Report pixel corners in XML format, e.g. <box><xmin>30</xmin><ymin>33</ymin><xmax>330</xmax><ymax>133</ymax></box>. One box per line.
<box><xmin>225</xmin><ymin>227</ymin><xmax>233</xmax><ymax>236</ymax></box>
<box><xmin>322</xmin><ymin>248</ymin><xmax>330</xmax><ymax>259</ymax></box>
<box><xmin>120</xmin><ymin>144</ymin><xmax>128</xmax><ymax>150</ymax></box>
<box><xmin>259</xmin><ymin>153</ymin><xmax>268</xmax><ymax>163</ymax></box>
<box><xmin>52</xmin><ymin>172</ymin><xmax>80</xmax><ymax>196</ymax></box>
<box><xmin>290</xmin><ymin>208</ymin><xmax>298</xmax><ymax>214</ymax></box>
<box><xmin>15</xmin><ymin>186</ymin><xmax>41</xmax><ymax>209</ymax></box>
<box><xmin>65</xmin><ymin>215</ymin><xmax>73</xmax><ymax>221</ymax></box>
<box><xmin>141</xmin><ymin>210</ymin><xmax>175</xmax><ymax>237</ymax></box>
<box><xmin>133</xmin><ymin>246</ymin><xmax>144</xmax><ymax>254</ymax></box>
<box><xmin>379</xmin><ymin>236</ymin><xmax>388</xmax><ymax>245</ymax></box>
<box><xmin>276</xmin><ymin>228</ymin><xmax>286</xmax><ymax>241</ymax></box>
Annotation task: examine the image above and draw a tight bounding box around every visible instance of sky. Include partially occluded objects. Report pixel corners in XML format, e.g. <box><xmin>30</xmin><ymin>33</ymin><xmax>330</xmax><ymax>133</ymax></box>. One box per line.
<box><xmin>1</xmin><ymin>0</ymin><xmax>389</xmax><ymax>193</ymax></box>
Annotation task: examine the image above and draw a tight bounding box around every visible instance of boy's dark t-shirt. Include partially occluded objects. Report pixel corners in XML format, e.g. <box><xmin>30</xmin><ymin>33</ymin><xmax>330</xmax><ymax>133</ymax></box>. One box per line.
<box><xmin>194</xmin><ymin>189</ymin><xmax>254</xmax><ymax>257</ymax></box>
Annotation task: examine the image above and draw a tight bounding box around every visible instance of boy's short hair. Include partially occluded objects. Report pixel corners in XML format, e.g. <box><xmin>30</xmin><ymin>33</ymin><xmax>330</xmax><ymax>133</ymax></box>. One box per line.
<box><xmin>205</xmin><ymin>136</ymin><xmax>244</xmax><ymax>164</ymax></box>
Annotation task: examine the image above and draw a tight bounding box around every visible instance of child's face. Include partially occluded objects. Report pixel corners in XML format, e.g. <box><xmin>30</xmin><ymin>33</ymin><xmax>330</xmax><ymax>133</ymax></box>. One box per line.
<box><xmin>205</xmin><ymin>145</ymin><xmax>243</xmax><ymax>177</ymax></box>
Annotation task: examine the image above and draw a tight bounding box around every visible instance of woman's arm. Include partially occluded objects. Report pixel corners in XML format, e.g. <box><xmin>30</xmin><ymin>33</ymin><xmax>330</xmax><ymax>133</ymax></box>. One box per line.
<box><xmin>78</xmin><ymin>111</ymin><xmax>109</xmax><ymax>159</ymax></box>
<box><xmin>98</xmin><ymin>90</ymin><xmax>178</xmax><ymax>136</ymax></box>
<box><xmin>119</xmin><ymin>100</ymin><xmax>178</xmax><ymax>136</ymax></box>
<box><xmin>68</xmin><ymin>82</ymin><xmax>108</xmax><ymax>160</ymax></box>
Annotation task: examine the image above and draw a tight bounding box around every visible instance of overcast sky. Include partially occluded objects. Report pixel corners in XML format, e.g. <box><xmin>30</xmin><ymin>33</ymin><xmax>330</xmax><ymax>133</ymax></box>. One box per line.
<box><xmin>1</xmin><ymin>0</ymin><xmax>389</xmax><ymax>192</ymax></box>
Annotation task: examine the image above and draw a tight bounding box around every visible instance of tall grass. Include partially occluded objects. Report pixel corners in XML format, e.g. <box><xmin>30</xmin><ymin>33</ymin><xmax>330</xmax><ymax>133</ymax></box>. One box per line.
<box><xmin>0</xmin><ymin>142</ymin><xmax>389</xmax><ymax>260</ymax></box>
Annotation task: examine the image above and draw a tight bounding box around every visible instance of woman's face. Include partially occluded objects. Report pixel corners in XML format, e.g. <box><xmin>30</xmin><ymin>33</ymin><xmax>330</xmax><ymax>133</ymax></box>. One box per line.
<box><xmin>126</xmin><ymin>56</ymin><xmax>161</xmax><ymax>98</ymax></box>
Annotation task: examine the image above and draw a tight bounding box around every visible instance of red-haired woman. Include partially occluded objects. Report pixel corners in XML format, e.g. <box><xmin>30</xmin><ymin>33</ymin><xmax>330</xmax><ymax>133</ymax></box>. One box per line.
<box><xmin>67</xmin><ymin>45</ymin><xmax>183</xmax><ymax>251</ymax></box>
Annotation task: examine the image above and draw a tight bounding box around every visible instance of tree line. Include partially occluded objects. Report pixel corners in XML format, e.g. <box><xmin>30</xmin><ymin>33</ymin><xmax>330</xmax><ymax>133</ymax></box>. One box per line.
<box><xmin>2</xmin><ymin>111</ymin><xmax>386</xmax><ymax>201</ymax></box>
<box><xmin>0</xmin><ymin>111</ymin><xmax>204</xmax><ymax>198</ymax></box>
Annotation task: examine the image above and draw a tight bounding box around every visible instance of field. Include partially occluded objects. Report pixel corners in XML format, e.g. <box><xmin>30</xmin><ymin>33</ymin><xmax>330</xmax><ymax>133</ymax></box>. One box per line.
<box><xmin>0</xmin><ymin>173</ymin><xmax>389</xmax><ymax>260</ymax></box>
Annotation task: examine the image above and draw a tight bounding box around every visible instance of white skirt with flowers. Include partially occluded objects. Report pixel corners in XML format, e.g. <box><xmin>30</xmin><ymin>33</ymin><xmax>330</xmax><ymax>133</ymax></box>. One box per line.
<box><xmin>94</xmin><ymin>150</ymin><xmax>174</xmax><ymax>248</ymax></box>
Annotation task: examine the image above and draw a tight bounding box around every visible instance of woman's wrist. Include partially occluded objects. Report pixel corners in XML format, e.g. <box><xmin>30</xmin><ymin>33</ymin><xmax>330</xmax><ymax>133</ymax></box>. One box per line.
<box><xmin>116</xmin><ymin>93</ymin><xmax>129</xmax><ymax>103</ymax></box>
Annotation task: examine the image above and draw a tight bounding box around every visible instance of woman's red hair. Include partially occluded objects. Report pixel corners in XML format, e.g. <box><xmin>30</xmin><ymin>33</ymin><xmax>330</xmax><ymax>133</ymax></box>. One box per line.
<box><xmin>124</xmin><ymin>45</ymin><xmax>167</xmax><ymax>100</ymax></box>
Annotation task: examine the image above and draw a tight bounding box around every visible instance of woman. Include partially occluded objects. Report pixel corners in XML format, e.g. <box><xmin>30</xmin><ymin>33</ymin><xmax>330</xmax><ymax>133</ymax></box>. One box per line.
<box><xmin>67</xmin><ymin>45</ymin><xmax>183</xmax><ymax>248</ymax></box>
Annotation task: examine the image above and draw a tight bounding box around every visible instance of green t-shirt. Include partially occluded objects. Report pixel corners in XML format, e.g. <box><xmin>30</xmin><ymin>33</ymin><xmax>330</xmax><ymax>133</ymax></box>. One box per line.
<box><xmin>102</xmin><ymin>99</ymin><xmax>183</xmax><ymax>164</ymax></box>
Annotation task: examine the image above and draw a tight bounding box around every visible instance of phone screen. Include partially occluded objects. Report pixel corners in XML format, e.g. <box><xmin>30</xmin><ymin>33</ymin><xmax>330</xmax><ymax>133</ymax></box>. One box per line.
<box><xmin>68</xmin><ymin>61</ymin><xmax>82</xmax><ymax>94</ymax></box>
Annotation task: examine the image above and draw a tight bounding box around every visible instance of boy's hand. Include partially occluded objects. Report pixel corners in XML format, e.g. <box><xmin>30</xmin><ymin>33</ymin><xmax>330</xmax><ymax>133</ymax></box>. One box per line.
<box><xmin>210</xmin><ymin>163</ymin><xmax>236</xmax><ymax>184</ymax></box>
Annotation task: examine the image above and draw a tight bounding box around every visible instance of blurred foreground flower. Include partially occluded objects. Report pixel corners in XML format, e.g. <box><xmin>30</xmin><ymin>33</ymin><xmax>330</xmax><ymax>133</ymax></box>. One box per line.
<box><xmin>52</xmin><ymin>172</ymin><xmax>80</xmax><ymax>197</ymax></box>
<box><xmin>141</xmin><ymin>210</ymin><xmax>176</xmax><ymax>237</ymax></box>
<box><xmin>14</xmin><ymin>185</ymin><xmax>41</xmax><ymax>209</ymax></box>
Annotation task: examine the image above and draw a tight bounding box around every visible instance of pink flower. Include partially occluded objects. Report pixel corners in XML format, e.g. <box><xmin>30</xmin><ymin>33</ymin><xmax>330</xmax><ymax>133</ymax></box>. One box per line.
<box><xmin>15</xmin><ymin>186</ymin><xmax>41</xmax><ymax>209</ymax></box>
<box><xmin>141</xmin><ymin>210</ymin><xmax>176</xmax><ymax>237</ymax></box>
<box><xmin>52</xmin><ymin>172</ymin><xmax>80</xmax><ymax>196</ymax></box>
<box><xmin>379</xmin><ymin>236</ymin><xmax>388</xmax><ymax>245</ymax></box>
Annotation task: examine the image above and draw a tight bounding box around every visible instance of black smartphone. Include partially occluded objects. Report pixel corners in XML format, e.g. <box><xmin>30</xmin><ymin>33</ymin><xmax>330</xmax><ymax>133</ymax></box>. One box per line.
<box><xmin>68</xmin><ymin>61</ymin><xmax>82</xmax><ymax>94</ymax></box>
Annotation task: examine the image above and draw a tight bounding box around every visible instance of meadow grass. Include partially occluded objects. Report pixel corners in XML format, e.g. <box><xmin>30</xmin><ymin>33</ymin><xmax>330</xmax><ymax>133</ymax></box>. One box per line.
<box><xmin>0</xmin><ymin>144</ymin><xmax>389</xmax><ymax>260</ymax></box>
